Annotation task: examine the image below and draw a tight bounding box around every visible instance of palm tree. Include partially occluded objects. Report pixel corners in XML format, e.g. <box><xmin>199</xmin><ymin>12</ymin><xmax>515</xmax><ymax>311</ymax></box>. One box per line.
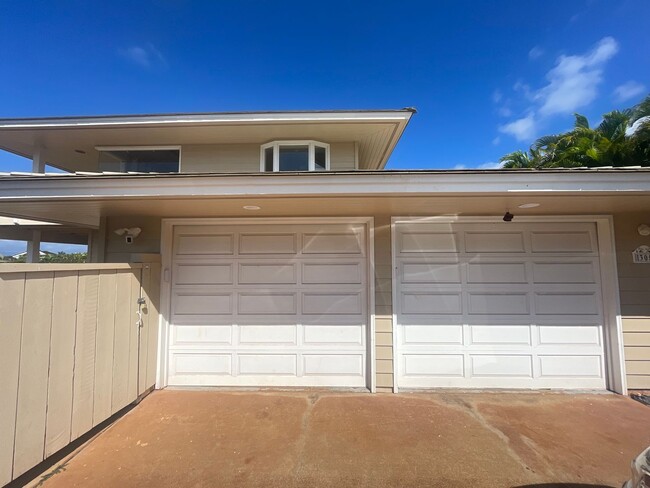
<box><xmin>501</xmin><ymin>94</ymin><xmax>650</xmax><ymax>168</ymax></box>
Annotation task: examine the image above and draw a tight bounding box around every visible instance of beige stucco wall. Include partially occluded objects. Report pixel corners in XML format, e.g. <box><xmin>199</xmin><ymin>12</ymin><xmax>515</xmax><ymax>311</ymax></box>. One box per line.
<box><xmin>181</xmin><ymin>142</ymin><xmax>356</xmax><ymax>173</ymax></box>
<box><xmin>614</xmin><ymin>213</ymin><xmax>650</xmax><ymax>390</ymax></box>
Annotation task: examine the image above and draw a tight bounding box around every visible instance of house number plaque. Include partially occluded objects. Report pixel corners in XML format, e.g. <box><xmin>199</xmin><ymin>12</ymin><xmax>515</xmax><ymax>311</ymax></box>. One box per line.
<box><xmin>632</xmin><ymin>245</ymin><xmax>650</xmax><ymax>264</ymax></box>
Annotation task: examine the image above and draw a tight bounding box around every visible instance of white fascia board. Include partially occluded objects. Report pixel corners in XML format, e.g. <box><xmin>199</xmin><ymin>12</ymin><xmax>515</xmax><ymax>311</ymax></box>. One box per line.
<box><xmin>0</xmin><ymin>111</ymin><xmax>413</xmax><ymax>129</ymax></box>
<box><xmin>1</xmin><ymin>172</ymin><xmax>650</xmax><ymax>200</ymax></box>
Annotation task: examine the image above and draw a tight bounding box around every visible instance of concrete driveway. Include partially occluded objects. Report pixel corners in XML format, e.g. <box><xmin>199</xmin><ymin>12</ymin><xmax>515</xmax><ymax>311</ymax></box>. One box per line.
<box><xmin>35</xmin><ymin>390</ymin><xmax>650</xmax><ymax>488</ymax></box>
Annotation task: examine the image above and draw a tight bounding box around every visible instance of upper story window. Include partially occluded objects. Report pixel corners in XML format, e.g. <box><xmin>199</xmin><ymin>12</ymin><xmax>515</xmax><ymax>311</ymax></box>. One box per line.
<box><xmin>260</xmin><ymin>141</ymin><xmax>330</xmax><ymax>172</ymax></box>
<box><xmin>97</xmin><ymin>146</ymin><xmax>180</xmax><ymax>173</ymax></box>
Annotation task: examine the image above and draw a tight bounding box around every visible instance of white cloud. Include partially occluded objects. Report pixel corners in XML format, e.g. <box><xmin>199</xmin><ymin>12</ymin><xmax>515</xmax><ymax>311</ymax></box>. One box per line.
<box><xmin>613</xmin><ymin>81</ymin><xmax>646</xmax><ymax>102</ymax></box>
<box><xmin>495</xmin><ymin>37</ymin><xmax>619</xmax><ymax>143</ymax></box>
<box><xmin>528</xmin><ymin>46</ymin><xmax>544</xmax><ymax>60</ymax></box>
<box><xmin>492</xmin><ymin>136</ymin><xmax>501</xmax><ymax>146</ymax></box>
<box><xmin>498</xmin><ymin>113</ymin><xmax>537</xmax><ymax>142</ymax></box>
<box><xmin>537</xmin><ymin>37</ymin><xmax>618</xmax><ymax>116</ymax></box>
<box><xmin>492</xmin><ymin>90</ymin><xmax>503</xmax><ymax>103</ymax></box>
<box><xmin>120</xmin><ymin>43</ymin><xmax>167</xmax><ymax>69</ymax></box>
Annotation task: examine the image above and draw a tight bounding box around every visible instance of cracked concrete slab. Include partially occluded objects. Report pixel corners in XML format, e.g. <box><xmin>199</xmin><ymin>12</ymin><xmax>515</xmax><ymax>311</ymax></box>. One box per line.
<box><xmin>34</xmin><ymin>390</ymin><xmax>650</xmax><ymax>488</ymax></box>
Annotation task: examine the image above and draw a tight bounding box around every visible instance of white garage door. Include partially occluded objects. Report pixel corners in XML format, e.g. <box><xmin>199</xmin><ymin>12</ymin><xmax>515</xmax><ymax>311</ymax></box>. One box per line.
<box><xmin>167</xmin><ymin>222</ymin><xmax>369</xmax><ymax>387</ymax></box>
<box><xmin>394</xmin><ymin>221</ymin><xmax>607</xmax><ymax>390</ymax></box>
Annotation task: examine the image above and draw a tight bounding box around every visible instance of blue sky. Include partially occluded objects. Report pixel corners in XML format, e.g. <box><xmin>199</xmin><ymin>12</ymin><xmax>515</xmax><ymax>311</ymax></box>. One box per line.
<box><xmin>0</xmin><ymin>0</ymin><xmax>648</xmax><ymax>174</ymax></box>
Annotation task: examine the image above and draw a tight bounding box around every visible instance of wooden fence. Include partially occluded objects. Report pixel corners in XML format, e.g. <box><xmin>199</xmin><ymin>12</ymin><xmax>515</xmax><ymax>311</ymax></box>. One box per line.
<box><xmin>0</xmin><ymin>263</ymin><xmax>161</xmax><ymax>485</ymax></box>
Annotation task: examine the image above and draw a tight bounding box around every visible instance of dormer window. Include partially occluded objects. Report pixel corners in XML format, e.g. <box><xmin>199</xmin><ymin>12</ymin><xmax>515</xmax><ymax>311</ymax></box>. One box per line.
<box><xmin>260</xmin><ymin>141</ymin><xmax>330</xmax><ymax>172</ymax></box>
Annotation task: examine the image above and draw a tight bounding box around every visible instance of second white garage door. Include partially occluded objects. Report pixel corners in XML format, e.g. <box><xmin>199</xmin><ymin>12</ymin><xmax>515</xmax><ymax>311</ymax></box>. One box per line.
<box><xmin>167</xmin><ymin>221</ymin><xmax>369</xmax><ymax>388</ymax></box>
<box><xmin>393</xmin><ymin>220</ymin><xmax>607</xmax><ymax>390</ymax></box>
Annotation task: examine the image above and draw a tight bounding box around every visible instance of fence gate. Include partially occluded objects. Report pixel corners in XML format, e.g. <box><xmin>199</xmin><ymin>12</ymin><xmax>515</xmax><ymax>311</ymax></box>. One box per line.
<box><xmin>0</xmin><ymin>263</ymin><xmax>160</xmax><ymax>485</ymax></box>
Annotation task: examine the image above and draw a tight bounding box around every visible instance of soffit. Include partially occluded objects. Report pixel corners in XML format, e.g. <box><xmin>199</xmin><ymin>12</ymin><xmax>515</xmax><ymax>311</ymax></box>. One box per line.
<box><xmin>0</xmin><ymin>112</ymin><xmax>412</xmax><ymax>171</ymax></box>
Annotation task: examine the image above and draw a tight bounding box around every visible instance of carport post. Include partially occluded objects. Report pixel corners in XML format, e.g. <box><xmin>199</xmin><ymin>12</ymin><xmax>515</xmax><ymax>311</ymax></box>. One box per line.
<box><xmin>32</xmin><ymin>146</ymin><xmax>45</xmax><ymax>173</ymax></box>
<box><xmin>26</xmin><ymin>229</ymin><xmax>41</xmax><ymax>263</ymax></box>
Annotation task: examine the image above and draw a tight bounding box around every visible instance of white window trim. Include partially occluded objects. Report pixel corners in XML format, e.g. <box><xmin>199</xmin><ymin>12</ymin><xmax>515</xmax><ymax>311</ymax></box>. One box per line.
<box><xmin>95</xmin><ymin>145</ymin><xmax>183</xmax><ymax>172</ymax></box>
<box><xmin>260</xmin><ymin>140</ymin><xmax>330</xmax><ymax>172</ymax></box>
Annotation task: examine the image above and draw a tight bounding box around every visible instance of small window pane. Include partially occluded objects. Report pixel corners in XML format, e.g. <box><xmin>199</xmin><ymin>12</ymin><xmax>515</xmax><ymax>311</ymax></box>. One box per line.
<box><xmin>98</xmin><ymin>149</ymin><xmax>179</xmax><ymax>173</ymax></box>
<box><xmin>264</xmin><ymin>147</ymin><xmax>274</xmax><ymax>172</ymax></box>
<box><xmin>279</xmin><ymin>146</ymin><xmax>309</xmax><ymax>171</ymax></box>
<box><xmin>315</xmin><ymin>146</ymin><xmax>326</xmax><ymax>171</ymax></box>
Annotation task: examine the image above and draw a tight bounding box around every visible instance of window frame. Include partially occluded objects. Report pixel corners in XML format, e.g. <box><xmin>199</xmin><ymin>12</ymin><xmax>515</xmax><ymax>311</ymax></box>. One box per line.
<box><xmin>95</xmin><ymin>145</ymin><xmax>183</xmax><ymax>173</ymax></box>
<box><xmin>259</xmin><ymin>140</ymin><xmax>330</xmax><ymax>172</ymax></box>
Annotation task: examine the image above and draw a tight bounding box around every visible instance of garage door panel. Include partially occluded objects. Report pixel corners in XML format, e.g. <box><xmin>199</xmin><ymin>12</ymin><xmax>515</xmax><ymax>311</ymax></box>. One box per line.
<box><xmin>238</xmin><ymin>355</ymin><xmax>297</xmax><ymax>375</ymax></box>
<box><xmin>173</xmin><ymin>293</ymin><xmax>232</xmax><ymax>315</ymax></box>
<box><xmin>303</xmin><ymin>325</ymin><xmax>363</xmax><ymax>345</ymax></box>
<box><xmin>469</xmin><ymin>325</ymin><xmax>531</xmax><ymax>345</ymax></box>
<box><xmin>538</xmin><ymin>325</ymin><xmax>601</xmax><ymax>345</ymax></box>
<box><xmin>175</xmin><ymin>234</ymin><xmax>234</xmax><ymax>255</ymax></box>
<box><xmin>395</xmin><ymin>220</ymin><xmax>606</xmax><ymax>390</ymax></box>
<box><xmin>239</xmin><ymin>233</ymin><xmax>297</xmax><ymax>254</ymax></box>
<box><xmin>538</xmin><ymin>355</ymin><xmax>602</xmax><ymax>377</ymax></box>
<box><xmin>302</xmin><ymin>233</ymin><xmax>363</xmax><ymax>254</ymax></box>
<box><xmin>470</xmin><ymin>355</ymin><xmax>533</xmax><ymax>377</ymax></box>
<box><xmin>534</xmin><ymin>292</ymin><xmax>600</xmax><ymax>315</ymax></box>
<box><xmin>399</xmin><ymin>232</ymin><xmax>459</xmax><ymax>253</ymax></box>
<box><xmin>403</xmin><ymin>354</ymin><xmax>465</xmax><ymax>377</ymax></box>
<box><xmin>302</xmin><ymin>292</ymin><xmax>362</xmax><ymax>315</ymax></box>
<box><xmin>465</xmin><ymin>232</ymin><xmax>526</xmax><ymax>253</ymax></box>
<box><xmin>174</xmin><ymin>264</ymin><xmax>233</xmax><ymax>285</ymax></box>
<box><xmin>467</xmin><ymin>293</ymin><xmax>529</xmax><ymax>315</ymax></box>
<box><xmin>169</xmin><ymin>222</ymin><xmax>369</xmax><ymax>388</ymax></box>
<box><xmin>238</xmin><ymin>293</ymin><xmax>296</xmax><ymax>315</ymax></box>
<box><xmin>531</xmin><ymin>231</ymin><xmax>596</xmax><ymax>253</ymax></box>
<box><xmin>401</xmin><ymin>262</ymin><xmax>461</xmax><ymax>283</ymax></box>
<box><xmin>173</xmin><ymin>353</ymin><xmax>232</xmax><ymax>375</ymax></box>
<box><xmin>467</xmin><ymin>262</ymin><xmax>527</xmax><ymax>283</ymax></box>
<box><xmin>303</xmin><ymin>355</ymin><xmax>364</xmax><ymax>376</ymax></box>
<box><xmin>172</xmin><ymin>325</ymin><xmax>233</xmax><ymax>346</ymax></box>
<box><xmin>532</xmin><ymin>261</ymin><xmax>597</xmax><ymax>283</ymax></box>
<box><xmin>401</xmin><ymin>292</ymin><xmax>462</xmax><ymax>314</ymax></box>
<box><xmin>302</xmin><ymin>262</ymin><xmax>362</xmax><ymax>284</ymax></box>
<box><xmin>402</xmin><ymin>325</ymin><xmax>463</xmax><ymax>345</ymax></box>
<box><xmin>238</xmin><ymin>263</ymin><xmax>296</xmax><ymax>284</ymax></box>
<box><xmin>239</xmin><ymin>325</ymin><xmax>297</xmax><ymax>345</ymax></box>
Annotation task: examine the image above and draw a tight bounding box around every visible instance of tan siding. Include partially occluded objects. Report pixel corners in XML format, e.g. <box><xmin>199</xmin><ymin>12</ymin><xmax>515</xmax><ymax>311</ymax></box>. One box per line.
<box><xmin>373</xmin><ymin>215</ymin><xmax>394</xmax><ymax>390</ymax></box>
<box><xmin>626</xmin><ymin>361</ymin><xmax>650</xmax><ymax>375</ymax></box>
<box><xmin>615</xmin><ymin>213</ymin><xmax>650</xmax><ymax>390</ymax></box>
<box><xmin>376</xmin><ymin>359</ymin><xmax>394</xmax><ymax>374</ymax></box>
<box><xmin>627</xmin><ymin>376</ymin><xmax>650</xmax><ymax>389</ymax></box>
<box><xmin>376</xmin><ymin>373</ymin><xmax>394</xmax><ymax>388</ymax></box>
<box><xmin>181</xmin><ymin>144</ymin><xmax>260</xmax><ymax>173</ymax></box>
<box><xmin>182</xmin><ymin>142</ymin><xmax>356</xmax><ymax>173</ymax></box>
<box><xmin>330</xmin><ymin>142</ymin><xmax>356</xmax><ymax>170</ymax></box>
<box><xmin>623</xmin><ymin>318</ymin><xmax>650</xmax><ymax>332</ymax></box>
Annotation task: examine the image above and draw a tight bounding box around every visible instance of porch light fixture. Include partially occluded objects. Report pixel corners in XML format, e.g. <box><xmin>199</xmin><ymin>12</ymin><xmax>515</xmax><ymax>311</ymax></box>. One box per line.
<box><xmin>243</xmin><ymin>205</ymin><xmax>261</xmax><ymax>211</ymax></box>
<box><xmin>503</xmin><ymin>211</ymin><xmax>514</xmax><ymax>222</ymax></box>
<box><xmin>518</xmin><ymin>203</ymin><xmax>540</xmax><ymax>209</ymax></box>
